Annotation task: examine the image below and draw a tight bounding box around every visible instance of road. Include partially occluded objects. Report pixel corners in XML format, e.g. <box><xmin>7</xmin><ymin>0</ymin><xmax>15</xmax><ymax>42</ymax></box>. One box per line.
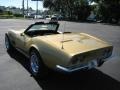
<box><xmin>0</xmin><ymin>19</ymin><xmax>120</xmax><ymax>90</ymax></box>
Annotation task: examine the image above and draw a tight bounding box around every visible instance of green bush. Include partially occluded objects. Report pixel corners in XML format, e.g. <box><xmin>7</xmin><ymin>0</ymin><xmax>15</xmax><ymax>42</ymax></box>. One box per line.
<box><xmin>0</xmin><ymin>15</ymin><xmax>14</xmax><ymax>19</ymax></box>
<box><xmin>14</xmin><ymin>14</ymin><xmax>23</xmax><ymax>17</ymax></box>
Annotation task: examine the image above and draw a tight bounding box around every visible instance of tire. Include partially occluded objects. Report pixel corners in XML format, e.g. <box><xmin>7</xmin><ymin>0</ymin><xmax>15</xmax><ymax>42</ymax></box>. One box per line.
<box><xmin>5</xmin><ymin>34</ymin><xmax>14</xmax><ymax>51</ymax></box>
<box><xmin>30</xmin><ymin>49</ymin><xmax>48</xmax><ymax>78</ymax></box>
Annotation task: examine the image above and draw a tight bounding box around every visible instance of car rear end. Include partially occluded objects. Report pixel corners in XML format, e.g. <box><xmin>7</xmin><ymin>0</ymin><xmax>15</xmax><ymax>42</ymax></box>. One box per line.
<box><xmin>56</xmin><ymin>45</ymin><xmax>113</xmax><ymax>73</ymax></box>
<box><xmin>40</xmin><ymin>33</ymin><xmax>113</xmax><ymax>73</ymax></box>
<box><xmin>54</xmin><ymin>33</ymin><xmax>113</xmax><ymax>73</ymax></box>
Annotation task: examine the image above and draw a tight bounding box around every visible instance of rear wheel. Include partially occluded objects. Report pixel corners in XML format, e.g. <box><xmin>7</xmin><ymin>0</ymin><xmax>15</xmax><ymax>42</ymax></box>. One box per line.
<box><xmin>30</xmin><ymin>49</ymin><xmax>48</xmax><ymax>78</ymax></box>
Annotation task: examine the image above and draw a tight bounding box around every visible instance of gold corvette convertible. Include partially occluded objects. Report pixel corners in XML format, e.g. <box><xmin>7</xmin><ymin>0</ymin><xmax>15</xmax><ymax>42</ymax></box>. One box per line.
<box><xmin>5</xmin><ymin>21</ymin><xmax>113</xmax><ymax>77</ymax></box>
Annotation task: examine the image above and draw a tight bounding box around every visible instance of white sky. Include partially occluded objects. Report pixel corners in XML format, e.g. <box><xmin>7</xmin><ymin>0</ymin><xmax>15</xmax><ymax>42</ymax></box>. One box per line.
<box><xmin>0</xmin><ymin>0</ymin><xmax>45</xmax><ymax>10</ymax></box>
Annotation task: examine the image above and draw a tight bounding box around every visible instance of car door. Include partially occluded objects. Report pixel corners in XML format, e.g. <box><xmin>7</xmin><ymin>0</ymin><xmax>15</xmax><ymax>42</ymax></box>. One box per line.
<box><xmin>15</xmin><ymin>33</ymin><xmax>26</xmax><ymax>51</ymax></box>
<box><xmin>15</xmin><ymin>33</ymin><xmax>31</xmax><ymax>53</ymax></box>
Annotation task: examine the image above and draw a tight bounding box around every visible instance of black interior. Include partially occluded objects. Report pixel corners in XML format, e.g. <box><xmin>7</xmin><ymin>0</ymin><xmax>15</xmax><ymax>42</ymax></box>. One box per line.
<box><xmin>25</xmin><ymin>30</ymin><xmax>59</xmax><ymax>37</ymax></box>
<box><xmin>24</xmin><ymin>21</ymin><xmax>59</xmax><ymax>37</ymax></box>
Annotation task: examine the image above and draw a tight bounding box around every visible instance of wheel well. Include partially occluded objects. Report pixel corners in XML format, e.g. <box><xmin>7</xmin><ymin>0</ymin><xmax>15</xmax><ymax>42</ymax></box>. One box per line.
<box><xmin>5</xmin><ymin>33</ymin><xmax>10</xmax><ymax>43</ymax></box>
<box><xmin>29</xmin><ymin>47</ymin><xmax>42</xmax><ymax>59</ymax></box>
<box><xmin>5</xmin><ymin>33</ymin><xmax>15</xmax><ymax>47</ymax></box>
<box><xmin>5</xmin><ymin>33</ymin><xmax>9</xmax><ymax>38</ymax></box>
<box><xmin>29</xmin><ymin>47</ymin><xmax>38</xmax><ymax>54</ymax></box>
<box><xmin>29</xmin><ymin>47</ymin><xmax>46</xmax><ymax>66</ymax></box>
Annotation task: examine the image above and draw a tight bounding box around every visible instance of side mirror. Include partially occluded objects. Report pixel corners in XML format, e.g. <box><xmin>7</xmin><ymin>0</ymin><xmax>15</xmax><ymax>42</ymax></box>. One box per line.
<box><xmin>20</xmin><ymin>33</ymin><xmax>24</xmax><ymax>36</ymax></box>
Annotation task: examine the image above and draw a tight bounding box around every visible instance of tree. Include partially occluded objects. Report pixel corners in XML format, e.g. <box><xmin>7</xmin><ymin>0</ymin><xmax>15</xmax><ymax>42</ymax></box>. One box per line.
<box><xmin>0</xmin><ymin>9</ymin><xmax>4</xmax><ymax>15</ymax></box>
<box><xmin>43</xmin><ymin>0</ymin><xmax>91</xmax><ymax>21</ymax></box>
<box><xmin>43</xmin><ymin>0</ymin><xmax>53</xmax><ymax>9</ymax></box>
<box><xmin>90</xmin><ymin>0</ymin><xmax>120</xmax><ymax>23</ymax></box>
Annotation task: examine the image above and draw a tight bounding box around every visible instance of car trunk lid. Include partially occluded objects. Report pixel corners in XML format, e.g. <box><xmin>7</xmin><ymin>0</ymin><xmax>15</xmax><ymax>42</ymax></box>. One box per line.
<box><xmin>41</xmin><ymin>33</ymin><xmax>111</xmax><ymax>56</ymax></box>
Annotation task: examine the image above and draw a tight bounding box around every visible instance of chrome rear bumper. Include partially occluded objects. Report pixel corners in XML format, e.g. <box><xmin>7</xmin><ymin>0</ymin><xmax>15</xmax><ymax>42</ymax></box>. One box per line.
<box><xmin>56</xmin><ymin>60</ymin><xmax>99</xmax><ymax>73</ymax></box>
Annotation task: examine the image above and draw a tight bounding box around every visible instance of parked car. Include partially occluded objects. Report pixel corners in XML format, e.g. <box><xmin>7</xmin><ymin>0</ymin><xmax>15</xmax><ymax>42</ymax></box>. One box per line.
<box><xmin>50</xmin><ymin>16</ymin><xmax>58</xmax><ymax>22</ymax></box>
<box><xmin>25</xmin><ymin>14</ymin><xmax>34</xmax><ymax>19</ymax></box>
<box><xmin>34</xmin><ymin>15</ymin><xmax>44</xmax><ymax>19</ymax></box>
<box><xmin>45</xmin><ymin>15</ymin><xmax>51</xmax><ymax>20</ymax></box>
<box><xmin>5</xmin><ymin>21</ymin><xmax>113</xmax><ymax>78</ymax></box>
<box><xmin>51</xmin><ymin>14</ymin><xmax>64</xmax><ymax>21</ymax></box>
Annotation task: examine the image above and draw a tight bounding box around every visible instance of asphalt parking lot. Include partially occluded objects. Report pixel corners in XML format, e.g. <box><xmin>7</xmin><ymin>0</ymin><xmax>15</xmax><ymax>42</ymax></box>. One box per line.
<box><xmin>0</xmin><ymin>19</ymin><xmax>120</xmax><ymax>90</ymax></box>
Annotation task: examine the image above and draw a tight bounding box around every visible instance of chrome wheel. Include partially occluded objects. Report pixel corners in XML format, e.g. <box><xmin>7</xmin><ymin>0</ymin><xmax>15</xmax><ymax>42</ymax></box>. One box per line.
<box><xmin>5</xmin><ymin>35</ymin><xmax>10</xmax><ymax>50</ymax></box>
<box><xmin>30</xmin><ymin>50</ymin><xmax>49</xmax><ymax>78</ymax></box>
<box><xmin>30</xmin><ymin>52</ymin><xmax>39</xmax><ymax>74</ymax></box>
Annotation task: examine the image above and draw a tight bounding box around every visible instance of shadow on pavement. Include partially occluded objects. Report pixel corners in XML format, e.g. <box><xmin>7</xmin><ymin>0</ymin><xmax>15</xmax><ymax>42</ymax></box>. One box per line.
<box><xmin>7</xmin><ymin>49</ymin><xmax>120</xmax><ymax>90</ymax></box>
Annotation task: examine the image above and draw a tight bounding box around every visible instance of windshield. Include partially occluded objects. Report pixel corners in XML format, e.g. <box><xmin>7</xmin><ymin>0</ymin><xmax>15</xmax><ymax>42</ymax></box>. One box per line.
<box><xmin>28</xmin><ymin>24</ymin><xmax>58</xmax><ymax>32</ymax></box>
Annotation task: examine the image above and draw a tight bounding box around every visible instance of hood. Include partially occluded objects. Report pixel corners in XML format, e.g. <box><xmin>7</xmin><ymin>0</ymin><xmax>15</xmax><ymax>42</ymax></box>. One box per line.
<box><xmin>39</xmin><ymin>33</ymin><xmax>111</xmax><ymax>56</ymax></box>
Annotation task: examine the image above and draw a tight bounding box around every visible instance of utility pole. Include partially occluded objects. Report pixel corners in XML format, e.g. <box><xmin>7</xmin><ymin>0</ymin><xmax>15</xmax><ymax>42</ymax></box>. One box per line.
<box><xmin>27</xmin><ymin>0</ymin><xmax>29</xmax><ymax>16</ymax></box>
<box><xmin>36</xmin><ymin>0</ymin><xmax>38</xmax><ymax>18</ymax></box>
<box><xmin>22</xmin><ymin>0</ymin><xmax>25</xmax><ymax>16</ymax></box>
<box><xmin>31</xmin><ymin>0</ymin><xmax>43</xmax><ymax>18</ymax></box>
